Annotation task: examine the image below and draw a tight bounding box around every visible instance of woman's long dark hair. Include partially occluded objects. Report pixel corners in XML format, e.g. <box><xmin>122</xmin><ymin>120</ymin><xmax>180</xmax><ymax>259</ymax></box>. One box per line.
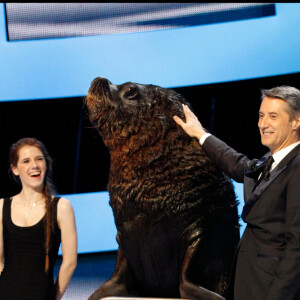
<box><xmin>9</xmin><ymin>137</ymin><xmax>56</xmax><ymax>273</ymax></box>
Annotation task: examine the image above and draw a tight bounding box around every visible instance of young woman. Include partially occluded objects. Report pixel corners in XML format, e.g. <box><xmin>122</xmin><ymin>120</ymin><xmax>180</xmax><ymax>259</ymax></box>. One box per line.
<box><xmin>0</xmin><ymin>137</ymin><xmax>77</xmax><ymax>300</ymax></box>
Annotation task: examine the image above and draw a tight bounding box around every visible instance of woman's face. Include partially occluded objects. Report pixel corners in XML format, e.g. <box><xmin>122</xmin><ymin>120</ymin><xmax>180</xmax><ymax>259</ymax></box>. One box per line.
<box><xmin>12</xmin><ymin>145</ymin><xmax>47</xmax><ymax>190</ymax></box>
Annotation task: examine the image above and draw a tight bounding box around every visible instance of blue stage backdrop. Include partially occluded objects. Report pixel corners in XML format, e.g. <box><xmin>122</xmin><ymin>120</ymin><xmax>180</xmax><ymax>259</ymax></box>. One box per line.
<box><xmin>58</xmin><ymin>181</ymin><xmax>245</xmax><ymax>255</ymax></box>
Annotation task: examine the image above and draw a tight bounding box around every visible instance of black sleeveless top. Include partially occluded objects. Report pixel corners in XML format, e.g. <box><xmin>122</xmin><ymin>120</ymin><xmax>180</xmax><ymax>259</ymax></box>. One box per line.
<box><xmin>0</xmin><ymin>197</ymin><xmax>61</xmax><ymax>300</ymax></box>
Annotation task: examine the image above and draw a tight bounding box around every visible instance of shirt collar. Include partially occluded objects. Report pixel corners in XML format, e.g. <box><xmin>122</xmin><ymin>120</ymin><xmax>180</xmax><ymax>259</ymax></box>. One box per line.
<box><xmin>272</xmin><ymin>141</ymin><xmax>300</xmax><ymax>169</ymax></box>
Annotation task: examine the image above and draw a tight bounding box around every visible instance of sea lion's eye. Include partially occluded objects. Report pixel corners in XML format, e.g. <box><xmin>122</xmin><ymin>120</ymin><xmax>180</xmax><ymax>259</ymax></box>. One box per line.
<box><xmin>123</xmin><ymin>85</ymin><xmax>140</xmax><ymax>100</ymax></box>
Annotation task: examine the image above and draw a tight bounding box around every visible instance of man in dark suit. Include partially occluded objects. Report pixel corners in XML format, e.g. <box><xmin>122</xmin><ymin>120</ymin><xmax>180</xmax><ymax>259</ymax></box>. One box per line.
<box><xmin>173</xmin><ymin>86</ymin><xmax>300</xmax><ymax>300</ymax></box>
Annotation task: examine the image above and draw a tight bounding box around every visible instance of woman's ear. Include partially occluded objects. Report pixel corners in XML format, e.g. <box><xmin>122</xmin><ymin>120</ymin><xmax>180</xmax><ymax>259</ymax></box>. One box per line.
<box><xmin>11</xmin><ymin>164</ymin><xmax>19</xmax><ymax>176</ymax></box>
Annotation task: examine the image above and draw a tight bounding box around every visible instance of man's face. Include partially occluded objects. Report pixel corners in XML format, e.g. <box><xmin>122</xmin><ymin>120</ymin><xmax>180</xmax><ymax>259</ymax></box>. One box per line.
<box><xmin>258</xmin><ymin>97</ymin><xmax>300</xmax><ymax>154</ymax></box>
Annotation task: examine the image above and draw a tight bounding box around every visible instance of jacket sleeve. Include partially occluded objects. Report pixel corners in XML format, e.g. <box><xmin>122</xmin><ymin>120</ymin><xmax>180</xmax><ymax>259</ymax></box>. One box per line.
<box><xmin>266</xmin><ymin>163</ymin><xmax>300</xmax><ymax>300</ymax></box>
<box><xmin>202</xmin><ymin>135</ymin><xmax>257</xmax><ymax>183</ymax></box>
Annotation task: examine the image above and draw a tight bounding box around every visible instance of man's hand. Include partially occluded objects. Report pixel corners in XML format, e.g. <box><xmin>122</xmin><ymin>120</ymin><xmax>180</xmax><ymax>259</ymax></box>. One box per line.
<box><xmin>173</xmin><ymin>104</ymin><xmax>207</xmax><ymax>140</ymax></box>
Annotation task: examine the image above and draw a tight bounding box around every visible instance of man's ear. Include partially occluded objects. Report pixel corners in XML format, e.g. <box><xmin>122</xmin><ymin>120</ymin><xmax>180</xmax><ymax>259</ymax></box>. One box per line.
<box><xmin>292</xmin><ymin>115</ymin><xmax>300</xmax><ymax>130</ymax></box>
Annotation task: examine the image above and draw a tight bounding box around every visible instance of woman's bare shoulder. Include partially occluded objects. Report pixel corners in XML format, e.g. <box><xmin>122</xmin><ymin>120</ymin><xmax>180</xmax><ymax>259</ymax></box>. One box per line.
<box><xmin>57</xmin><ymin>197</ymin><xmax>75</xmax><ymax>218</ymax></box>
<box><xmin>57</xmin><ymin>197</ymin><xmax>73</xmax><ymax>209</ymax></box>
<box><xmin>0</xmin><ymin>198</ymin><xmax>3</xmax><ymax>218</ymax></box>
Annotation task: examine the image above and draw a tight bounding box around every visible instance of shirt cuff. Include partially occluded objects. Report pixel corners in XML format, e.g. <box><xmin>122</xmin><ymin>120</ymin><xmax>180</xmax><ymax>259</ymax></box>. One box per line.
<box><xmin>199</xmin><ymin>133</ymin><xmax>211</xmax><ymax>145</ymax></box>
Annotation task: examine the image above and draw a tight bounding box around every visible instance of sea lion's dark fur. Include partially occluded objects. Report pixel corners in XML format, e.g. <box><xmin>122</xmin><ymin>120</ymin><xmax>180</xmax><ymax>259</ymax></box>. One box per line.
<box><xmin>86</xmin><ymin>77</ymin><xmax>240</xmax><ymax>300</ymax></box>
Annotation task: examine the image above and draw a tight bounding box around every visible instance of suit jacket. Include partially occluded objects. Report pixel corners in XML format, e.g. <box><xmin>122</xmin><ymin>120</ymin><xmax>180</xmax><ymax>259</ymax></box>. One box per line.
<box><xmin>202</xmin><ymin>135</ymin><xmax>300</xmax><ymax>300</ymax></box>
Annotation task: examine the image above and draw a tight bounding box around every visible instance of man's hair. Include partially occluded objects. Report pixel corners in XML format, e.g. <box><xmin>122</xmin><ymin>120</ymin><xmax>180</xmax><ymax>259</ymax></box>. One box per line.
<box><xmin>261</xmin><ymin>85</ymin><xmax>300</xmax><ymax>120</ymax></box>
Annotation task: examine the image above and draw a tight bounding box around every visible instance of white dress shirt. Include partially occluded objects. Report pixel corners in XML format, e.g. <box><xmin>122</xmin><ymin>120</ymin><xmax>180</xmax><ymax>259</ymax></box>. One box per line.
<box><xmin>270</xmin><ymin>141</ymin><xmax>300</xmax><ymax>171</ymax></box>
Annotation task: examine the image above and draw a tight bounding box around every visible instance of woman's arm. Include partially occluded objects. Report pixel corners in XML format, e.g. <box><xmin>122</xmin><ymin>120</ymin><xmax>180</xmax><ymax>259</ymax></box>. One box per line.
<box><xmin>0</xmin><ymin>198</ymin><xmax>4</xmax><ymax>275</ymax></box>
<box><xmin>55</xmin><ymin>197</ymin><xmax>77</xmax><ymax>300</ymax></box>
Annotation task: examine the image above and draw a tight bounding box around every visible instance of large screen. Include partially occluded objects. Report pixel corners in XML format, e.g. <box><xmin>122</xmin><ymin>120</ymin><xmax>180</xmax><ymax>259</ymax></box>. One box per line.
<box><xmin>1</xmin><ymin>3</ymin><xmax>300</xmax><ymax>102</ymax></box>
<box><xmin>5</xmin><ymin>3</ymin><xmax>274</xmax><ymax>41</ymax></box>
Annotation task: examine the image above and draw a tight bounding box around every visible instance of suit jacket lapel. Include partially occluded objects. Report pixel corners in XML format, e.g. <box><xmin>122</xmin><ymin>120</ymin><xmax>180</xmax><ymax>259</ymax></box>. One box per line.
<box><xmin>243</xmin><ymin>155</ymin><xmax>269</xmax><ymax>198</ymax></box>
<box><xmin>242</xmin><ymin>144</ymin><xmax>300</xmax><ymax>221</ymax></box>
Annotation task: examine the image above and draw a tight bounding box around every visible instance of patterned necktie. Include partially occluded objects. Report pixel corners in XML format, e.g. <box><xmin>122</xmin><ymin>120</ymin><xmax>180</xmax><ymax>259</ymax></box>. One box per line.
<box><xmin>260</xmin><ymin>155</ymin><xmax>274</xmax><ymax>182</ymax></box>
<box><xmin>251</xmin><ymin>155</ymin><xmax>274</xmax><ymax>192</ymax></box>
